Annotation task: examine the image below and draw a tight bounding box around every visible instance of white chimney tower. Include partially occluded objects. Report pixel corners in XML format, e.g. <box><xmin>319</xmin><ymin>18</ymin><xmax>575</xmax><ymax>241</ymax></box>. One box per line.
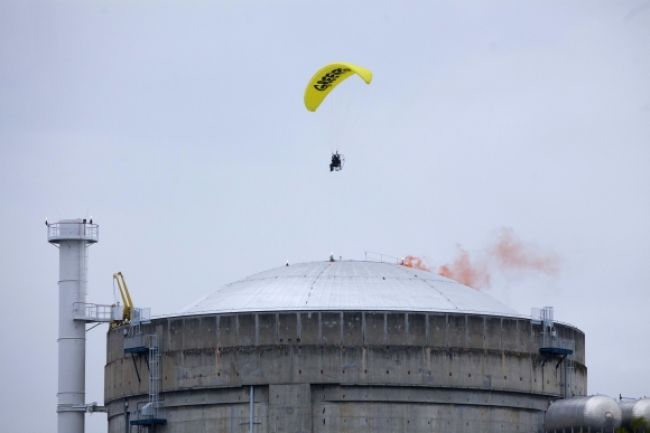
<box><xmin>47</xmin><ymin>218</ymin><xmax>99</xmax><ymax>433</ymax></box>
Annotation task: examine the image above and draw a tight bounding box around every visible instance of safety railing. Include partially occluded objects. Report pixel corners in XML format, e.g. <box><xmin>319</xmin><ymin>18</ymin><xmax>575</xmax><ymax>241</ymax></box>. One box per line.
<box><xmin>131</xmin><ymin>307</ymin><xmax>151</xmax><ymax>325</ymax></box>
<box><xmin>540</xmin><ymin>334</ymin><xmax>575</xmax><ymax>352</ymax></box>
<box><xmin>364</xmin><ymin>251</ymin><xmax>400</xmax><ymax>263</ymax></box>
<box><xmin>72</xmin><ymin>302</ymin><xmax>120</xmax><ymax>322</ymax></box>
<box><xmin>130</xmin><ymin>401</ymin><xmax>165</xmax><ymax>426</ymax></box>
<box><xmin>47</xmin><ymin>222</ymin><xmax>99</xmax><ymax>243</ymax></box>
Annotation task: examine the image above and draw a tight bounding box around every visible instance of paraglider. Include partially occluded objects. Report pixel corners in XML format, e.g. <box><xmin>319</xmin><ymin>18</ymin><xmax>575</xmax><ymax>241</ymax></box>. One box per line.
<box><xmin>304</xmin><ymin>62</ymin><xmax>373</xmax><ymax>112</ymax></box>
<box><xmin>304</xmin><ymin>62</ymin><xmax>372</xmax><ymax>172</ymax></box>
<box><xmin>329</xmin><ymin>151</ymin><xmax>343</xmax><ymax>172</ymax></box>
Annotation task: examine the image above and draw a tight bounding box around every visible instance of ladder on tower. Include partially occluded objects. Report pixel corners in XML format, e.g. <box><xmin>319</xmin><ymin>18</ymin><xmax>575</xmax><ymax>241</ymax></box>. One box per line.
<box><xmin>147</xmin><ymin>335</ymin><xmax>162</xmax><ymax>420</ymax></box>
<box><xmin>130</xmin><ymin>333</ymin><xmax>166</xmax><ymax>427</ymax></box>
<box><xmin>533</xmin><ymin>306</ymin><xmax>575</xmax><ymax>398</ymax></box>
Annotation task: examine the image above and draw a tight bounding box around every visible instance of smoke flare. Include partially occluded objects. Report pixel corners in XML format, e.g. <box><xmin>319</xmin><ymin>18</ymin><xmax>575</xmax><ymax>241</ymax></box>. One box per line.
<box><xmin>437</xmin><ymin>247</ymin><xmax>491</xmax><ymax>289</ymax></box>
<box><xmin>489</xmin><ymin>228</ymin><xmax>559</xmax><ymax>275</ymax></box>
<box><xmin>401</xmin><ymin>255</ymin><xmax>430</xmax><ymax>272</ymax></box>
<box><xmin>436</xmin><ymin>228</ymin><xmax>559</xmax><ymax>289</ymax></box>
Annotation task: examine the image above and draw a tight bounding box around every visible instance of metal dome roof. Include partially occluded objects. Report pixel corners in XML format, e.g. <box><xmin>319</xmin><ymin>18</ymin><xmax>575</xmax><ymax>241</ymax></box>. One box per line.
<box><xmin>181</xmin><ymin>260</ymin><xmax>522</xmax><ymax>317</ymax></box>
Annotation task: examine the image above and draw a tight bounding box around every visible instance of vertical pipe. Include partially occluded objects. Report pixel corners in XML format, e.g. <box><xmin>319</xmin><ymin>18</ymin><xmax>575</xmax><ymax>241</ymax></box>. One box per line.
<box><xmin>562</xmin><ymin>357</ymin><xmax>569</xmax><ymax>398</ymax></box>
<box><xmin>57</xmin><ymin>239</ymin><xmax>87</xmax><ymax>433</ymax></box>
<box><xmin>249</xmin><ymin>385</ymin><xmax>254</xmax><ymax>433</ymax></box>
<box><xmin>48</xmin><ymin>220</ymin><xmax>98</xmax><ymax>433</ymax></box>
<box><xmin>124</xmin><ymin>400</ymin><xmax>130</xmax><ymax>433</ymax></box>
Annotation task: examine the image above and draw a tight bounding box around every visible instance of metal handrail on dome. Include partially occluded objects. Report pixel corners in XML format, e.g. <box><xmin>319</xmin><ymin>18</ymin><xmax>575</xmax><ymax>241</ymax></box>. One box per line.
<box><xmin>363</xmin><ymin>251</ymin><xmax>400</xmax><ymax>263</ymax></box>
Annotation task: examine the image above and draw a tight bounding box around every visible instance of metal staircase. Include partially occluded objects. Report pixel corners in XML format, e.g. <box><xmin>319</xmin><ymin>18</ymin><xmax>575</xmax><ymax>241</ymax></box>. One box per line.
<box><xmin>123</xmin><ymin>310</ymin><xmax>166</xmax><ymax>428</ymax></box>
<box><xmin>533</xmin><ymin>306</ymin><xmax>575</xmax><ymax>398</ymax></box>
<box><xmin>129</xmin><ymin>333</ymin><xmax>166</xmax><ymax>427</ymax></box>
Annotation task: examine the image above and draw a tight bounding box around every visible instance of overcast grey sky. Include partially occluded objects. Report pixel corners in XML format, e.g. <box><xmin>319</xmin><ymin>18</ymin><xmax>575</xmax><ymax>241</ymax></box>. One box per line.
<box><xmin>1</xmin><ymin>1</ymin><xmax>649</xmax><ymax>431</ymax></box>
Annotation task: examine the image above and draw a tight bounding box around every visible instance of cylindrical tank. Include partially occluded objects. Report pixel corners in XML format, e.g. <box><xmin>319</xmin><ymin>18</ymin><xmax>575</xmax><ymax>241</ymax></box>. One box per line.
<box><xmin>545</xmin><ymin>396</ymin><xmax>622</xmax><ymax>432</ymax></box>
<box><xmin>48</xmin><ymin>219</ymin><xmax>99</xmax><ymax>433</ymax></box>
<box><xmin>105</xmin><ymin>260</ymin><xmax>588</xmax><ymax>433</ymax></box>
<box><xmin>620</xmin><ymin>399</ymin><xmax>650</xmax><ymax>431</ymax></box>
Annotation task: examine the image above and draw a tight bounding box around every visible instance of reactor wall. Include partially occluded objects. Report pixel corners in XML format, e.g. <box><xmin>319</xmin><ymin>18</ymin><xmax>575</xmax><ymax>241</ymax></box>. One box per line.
<box><xmin>105</xmin><ymin>310</ymin><xmax>586</xmax><ymax>433</ymax></box>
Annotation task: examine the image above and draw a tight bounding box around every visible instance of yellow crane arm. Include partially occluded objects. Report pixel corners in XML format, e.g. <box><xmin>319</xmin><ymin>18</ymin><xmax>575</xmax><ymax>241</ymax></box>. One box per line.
<box><xmin>113</xmin><ymin>272</ymin><xmax>134</xmax><ymax>322</ymax></box>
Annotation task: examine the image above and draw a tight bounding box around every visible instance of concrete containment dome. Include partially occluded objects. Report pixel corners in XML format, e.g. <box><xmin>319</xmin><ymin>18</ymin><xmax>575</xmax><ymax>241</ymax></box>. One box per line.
<box><xmin>105</xmin><ymin>259</ymin><xmax>587</xmax><ymax>433</ymax></box>
<box><xmin>182</xmin><ymin>260</ymin><xmax>521</xmax><ymax>317</ymax></box>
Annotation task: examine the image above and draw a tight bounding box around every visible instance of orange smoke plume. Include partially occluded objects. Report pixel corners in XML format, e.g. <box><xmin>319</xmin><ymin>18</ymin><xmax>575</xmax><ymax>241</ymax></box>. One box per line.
<box><xmin>401</xmin><ymin>255</ymin><xmax>430</xmax><ymax>272</ymax></box>
<box><xmin>437</xmin><ymin>247</ymin><xmax>490</xmax><ymax>289</ymax></box>
<box><xmin>489</xmin><ymin>228</ymin><xmax>559</xmax><ymax>275</ymax></box>
<box><xmin>436</xmin><ymin>228</ymin><xmax>559</xmax><ymax>289</ymax></box>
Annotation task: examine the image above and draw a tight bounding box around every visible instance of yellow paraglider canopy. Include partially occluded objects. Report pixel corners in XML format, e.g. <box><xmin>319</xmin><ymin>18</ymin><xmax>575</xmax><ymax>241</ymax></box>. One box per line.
<box><xmin>304</xmin><ymin>62</ymin><xmax>373</xmax><ymax>112</ymax></box>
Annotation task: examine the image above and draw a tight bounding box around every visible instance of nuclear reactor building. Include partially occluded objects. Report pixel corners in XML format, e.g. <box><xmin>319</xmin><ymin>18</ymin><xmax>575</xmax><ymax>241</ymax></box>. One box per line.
<box><xmin>104</xmin><ymin>259</ymin><xmax>587</xmax><ymax>433</ymax></box>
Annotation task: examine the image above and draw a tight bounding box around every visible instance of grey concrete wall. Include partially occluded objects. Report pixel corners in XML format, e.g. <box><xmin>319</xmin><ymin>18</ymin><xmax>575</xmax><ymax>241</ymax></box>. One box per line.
<box><xmin>105</xmin><ymin>311</ymin><xmax>587</xmax><ymax>433</ymax></box>
<box><xmin>269</xmin><ymin>384</ymin><xmax>311</xmax><ymax>433</ymax></box>
<box><xmin>313</xmin><ymin>385</ymin><xmax>546</xmax><ymax>433</ymax></box>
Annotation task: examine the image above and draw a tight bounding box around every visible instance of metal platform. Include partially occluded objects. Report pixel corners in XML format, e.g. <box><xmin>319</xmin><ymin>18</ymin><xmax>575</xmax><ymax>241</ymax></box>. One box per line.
<box><xmin>539</xmin><ymin>346</ymin><xmax>573</xmax><ymax>356</ymax></box>
<box><xmin>47</xmin><ymin>220</ymin><xmax>98</xmax><ymax>243</ymax></box>
<box><xmin>124</xmin><ymin>334</ymin><xmax>149</xmax><ymax>354</ymax></box>
<box><xmin>130</xmin><ymin>418</ymin><xmax>167</xmax><ymax>426</ymax></box>
<box><xmin>539</xmin><ymin>333</ymin><xmax>575</xmax><ymax>358</ymax></box>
